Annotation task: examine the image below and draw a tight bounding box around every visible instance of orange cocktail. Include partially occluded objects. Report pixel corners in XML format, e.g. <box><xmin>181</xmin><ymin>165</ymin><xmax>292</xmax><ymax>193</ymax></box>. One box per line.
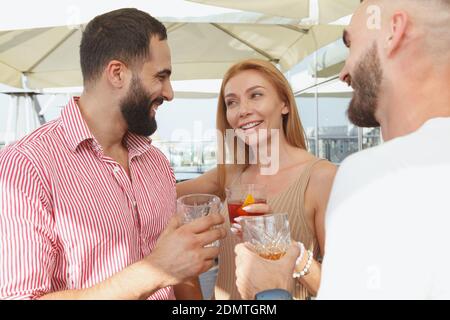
<box><xmin>225</xmin><ymin>184</ymin><xmax>267</xmax><ymax>224</ymax></box>
<box><xmin>227</xmin><ymin>199</ymin><xmax>267</xmax><ymax>224</ymax></box>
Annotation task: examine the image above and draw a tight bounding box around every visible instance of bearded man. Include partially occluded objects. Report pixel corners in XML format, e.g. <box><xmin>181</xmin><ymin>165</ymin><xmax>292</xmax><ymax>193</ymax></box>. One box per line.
<box><xmin>0</xmin><ymin>8</ymin><xmax>226</xmax><ymax>300</ymax></box>
<box><xmin>234</xmin><ymin>0</ymin><xmax>450</xmax><ymax>300</ymax></box>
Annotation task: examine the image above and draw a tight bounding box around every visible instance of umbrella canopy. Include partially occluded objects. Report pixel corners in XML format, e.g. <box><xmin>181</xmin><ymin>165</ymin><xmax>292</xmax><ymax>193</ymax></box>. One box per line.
<box><xmin>0</xmin><ymin>18</ymin><xmax>345</xmax><ymax>89</ymax></box>
<box><xmin>187</xmin><ymin>0</ymin><xmax>360</xmax><ymax>23</ymax></box>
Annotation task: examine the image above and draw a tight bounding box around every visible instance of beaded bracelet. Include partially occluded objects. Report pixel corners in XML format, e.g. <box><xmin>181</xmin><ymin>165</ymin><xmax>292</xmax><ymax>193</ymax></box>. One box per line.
<box><xmin>293</xmin><ymin>249</ymin><xmax>314</xmax><ymax>279</ymax></box>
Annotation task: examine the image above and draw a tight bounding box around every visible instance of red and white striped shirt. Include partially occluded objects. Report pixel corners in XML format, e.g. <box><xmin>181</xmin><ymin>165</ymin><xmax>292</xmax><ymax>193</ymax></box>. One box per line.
<box><xmin>0</xmin><ymin>97</ymin><xmax>177</xmax><ymax>300</ymax></box>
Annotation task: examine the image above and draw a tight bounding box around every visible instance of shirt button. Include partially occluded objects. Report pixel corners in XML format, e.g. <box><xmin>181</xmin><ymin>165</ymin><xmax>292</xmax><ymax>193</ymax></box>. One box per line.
<box><xmin>113</xmin><ymin>167</ymin><xmax>120</xmax><ymax>174</ymax></box>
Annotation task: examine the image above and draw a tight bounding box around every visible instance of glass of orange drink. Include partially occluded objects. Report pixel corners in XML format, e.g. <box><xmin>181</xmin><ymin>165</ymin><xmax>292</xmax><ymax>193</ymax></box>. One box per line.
<box><xmin>225</xmin><ymin>184</ymin><xmax>267</xmax><ymax>224</ymax></box>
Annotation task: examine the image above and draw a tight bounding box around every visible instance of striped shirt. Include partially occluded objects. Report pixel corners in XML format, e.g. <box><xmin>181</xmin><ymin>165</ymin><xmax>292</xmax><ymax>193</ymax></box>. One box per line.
<box><xmin>0</xmin><ymin>97</ymin><xmax>176</xmax><ymax>300</ymax></box>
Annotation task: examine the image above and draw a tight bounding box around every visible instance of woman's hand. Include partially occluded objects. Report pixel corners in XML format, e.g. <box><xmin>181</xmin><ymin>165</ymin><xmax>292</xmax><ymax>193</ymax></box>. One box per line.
<box><xmin>230</xmin><ymin>203</ymin><xmax>271</xmax><ymax>238</ymax></box>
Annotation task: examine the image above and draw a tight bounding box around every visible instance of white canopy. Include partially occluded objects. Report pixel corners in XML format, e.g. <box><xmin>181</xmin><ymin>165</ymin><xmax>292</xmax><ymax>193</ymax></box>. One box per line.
<box><xmin>0</xmin><ymin>20</ymin><xmax>345</xmax><ymax>89</ymax></box>
<box><xmin>0</xmin><ymin>0</ymin><xmax>241</xmax><ymax>31</ymax></box>
<box><xmin>187</xmin><ymin>0</ymin><xmax>360</xmax><ymax>23</ymax></box>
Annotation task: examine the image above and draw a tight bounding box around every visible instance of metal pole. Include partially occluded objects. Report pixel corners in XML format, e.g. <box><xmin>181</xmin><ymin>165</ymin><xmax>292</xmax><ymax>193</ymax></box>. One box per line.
<box><xmin>358</xmin><ymin>127</ymin><xmax>364</xmax><ymax>151</ymax></box>
<box><xmin>5</xmin><ymin>95</ymin><xmax>16</xmax><ymax>145</ymax></box>
<box><xmin>311</xmin><ymin>0</ymin><xmax>322</xmax><ymax>157</ymax></box>
<box><xmin>313</xmin><ymin>30</ymin><xmax>320</xmax><ymax>157</ymax></box>
<box><xmin>31</xmin><ymin>94</ymin><xmax>46</xmax><ymax>125</ymax></box>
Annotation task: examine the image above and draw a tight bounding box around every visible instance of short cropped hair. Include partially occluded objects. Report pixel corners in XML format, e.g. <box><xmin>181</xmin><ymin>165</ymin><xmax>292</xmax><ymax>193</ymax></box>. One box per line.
<box><xmin>80</xmin><ymin>8</ymin><xmax>167</xmax><ymax>85</ymax></box>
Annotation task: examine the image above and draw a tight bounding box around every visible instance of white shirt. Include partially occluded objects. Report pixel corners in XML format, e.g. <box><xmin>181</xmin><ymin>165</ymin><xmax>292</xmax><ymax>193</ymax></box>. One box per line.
<box><xmin>318</xmin><ymin>117</ymin><xmax>450</xmax><ymax>300</ymax></box>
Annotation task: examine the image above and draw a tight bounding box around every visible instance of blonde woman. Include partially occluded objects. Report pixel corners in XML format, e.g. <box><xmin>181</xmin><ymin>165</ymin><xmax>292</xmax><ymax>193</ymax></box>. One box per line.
<box><xmin>177</xmin><ymin>59</ymin><xmax>336</xmax><ymax>299</ymax></box>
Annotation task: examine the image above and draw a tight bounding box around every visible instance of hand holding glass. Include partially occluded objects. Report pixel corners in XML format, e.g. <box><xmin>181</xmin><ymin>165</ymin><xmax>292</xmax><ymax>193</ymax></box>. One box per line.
<box><xmin>226</xmin><ymin>184</ymin><xmax>267</xmax><ymax>224</ymax></box>
<box><xmin>177</xmin><ymin>194</ymin><xmax>222</xmax><ymax>247</ymax></box>
<box><xmin>240</xmin><ymin>213</ymin><xmax>291</xmax><ymax>260</ymax></box>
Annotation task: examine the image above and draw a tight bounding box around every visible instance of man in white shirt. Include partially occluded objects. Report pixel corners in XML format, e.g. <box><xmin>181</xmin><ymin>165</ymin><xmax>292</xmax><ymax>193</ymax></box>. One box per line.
<box><xmin>235</xmin><ymin>0</ymin><xmax>450</xmax><ymax>299</ymax></box>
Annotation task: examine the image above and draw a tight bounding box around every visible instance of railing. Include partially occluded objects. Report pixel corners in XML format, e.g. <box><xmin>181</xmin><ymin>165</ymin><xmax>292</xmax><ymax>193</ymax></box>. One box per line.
<box><xmin>152</xmin><ymin>140</ymin><xmax>217</xmax><ymax>177</ymax></box>
<box><xmin>1</xmin><ymin>129</ymin><xmax>381</xmax><ymax>177</ymax></box>
<box><xmin>154</xmin><ymin>129</ymin><xmax>381</xmax><ymax>176</ymax></box>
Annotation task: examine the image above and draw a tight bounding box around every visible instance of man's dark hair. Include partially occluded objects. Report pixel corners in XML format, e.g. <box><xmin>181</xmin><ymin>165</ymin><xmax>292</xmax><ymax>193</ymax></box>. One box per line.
<box><xmin>80</xmin><ymin>8</ymin><xmax>167</xmax><ymax>85</ymax></box>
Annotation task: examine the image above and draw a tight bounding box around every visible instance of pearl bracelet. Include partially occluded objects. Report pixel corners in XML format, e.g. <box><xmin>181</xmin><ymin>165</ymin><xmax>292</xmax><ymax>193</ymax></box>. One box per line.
<box><xmin>293</xmin><ymin>248</ymin><xmax>313</xmax><ymax>279</ymax></box>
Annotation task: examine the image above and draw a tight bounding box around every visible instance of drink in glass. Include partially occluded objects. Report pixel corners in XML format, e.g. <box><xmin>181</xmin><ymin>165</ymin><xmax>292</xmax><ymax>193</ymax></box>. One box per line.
<box><xmin>240</xmin><ymin>213</ymin><xmax>291</xmax><ymax>260</ymax></box>
<box><xmin>177</xmin><ymin>194</ymin><xmax>222</xmax><ymax>247</ymax></box>
<box><xmin>225</xmin><ymin>184</ymin><xmax>267</xmax><ymax>224</ymax></box>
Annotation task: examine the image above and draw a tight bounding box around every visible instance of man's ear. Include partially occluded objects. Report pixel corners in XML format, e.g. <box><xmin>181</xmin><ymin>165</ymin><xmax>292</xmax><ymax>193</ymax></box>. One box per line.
<box><xmin>385</xmin><ymin>11</ymin><xmax>409</xmax><ymax>57</ymax></box>
<box><xmin>105</xmin><ymin>60</ymin><xmax>128</xmax><ymax>88</ymax></box>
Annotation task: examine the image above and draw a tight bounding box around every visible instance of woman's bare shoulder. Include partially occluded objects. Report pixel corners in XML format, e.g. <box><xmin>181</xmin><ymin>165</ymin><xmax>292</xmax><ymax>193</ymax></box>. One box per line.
<box><xmin>285</xmin><ymin>150</ymin><xmax>337</xmax><ymax>186</ymax></box>
<box><xmin>310</xmin><ymin>159</ymin><xmax>337</xmax><ymax>186</ymax></box>
<box><xmin>306</xmin><ymin>158</ymin><xmax>337</xmax><ymax>205</ymax></box>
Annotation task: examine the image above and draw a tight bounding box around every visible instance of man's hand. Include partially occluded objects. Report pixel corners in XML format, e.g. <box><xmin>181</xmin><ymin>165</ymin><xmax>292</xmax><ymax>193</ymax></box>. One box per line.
<box><xmin>235</xmin><ymin>241</ymin><xmax>299</xmax><ymax>300</ymax></box>
<box><xmin>146</xmin><ymin>212</ymin><xmax>226</xmax><ymax>288</ymax></box>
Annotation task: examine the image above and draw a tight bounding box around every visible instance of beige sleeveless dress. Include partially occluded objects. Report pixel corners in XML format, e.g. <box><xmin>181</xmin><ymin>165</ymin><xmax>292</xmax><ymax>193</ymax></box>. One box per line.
<box><xmin>214</xmin><ymin>159</ymin><xmax>325</xmax><ymax>300</ymax></box>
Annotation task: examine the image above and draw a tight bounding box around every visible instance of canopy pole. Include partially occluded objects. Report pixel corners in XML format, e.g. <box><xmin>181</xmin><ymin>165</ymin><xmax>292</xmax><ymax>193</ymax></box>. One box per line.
<box><xmin>5</xmin><ymin>95</ymin><xmax>17</xmax><ymax>145</ymax></box>
<box><xmin>31</xmin><ymin>95</ymin><xmax>46</xmax><ymax>125</ymax></box>
<box><xmin>312</xmin><ymin>28</ymin><xmax>319</xmax><ymax>157</ymax></box>
<box><xmin>310</xmin><ymin>0</ymin><xmax>321</xmax><ymax>156</ymax></box>
<box><xmin>358</xmin><ymin>127</ymin><xmax>363</xmax><ymax>151</ymax></box>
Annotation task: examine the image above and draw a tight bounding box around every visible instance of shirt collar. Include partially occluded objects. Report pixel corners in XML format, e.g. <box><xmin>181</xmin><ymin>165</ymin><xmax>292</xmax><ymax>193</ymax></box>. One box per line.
<box><xmin>62</xmin><ymin>97</ymin><xmax>153</xmax><ymax>156</ymax></box>
<box><xmin>124</xmin><ymin>132</ymin><xmax>153</xmax><ymax>158</ymax></box>
<box><xmin>61</xmin><ymin>97</ymin><xmax>95</xmax><ymax>152</ymax></box>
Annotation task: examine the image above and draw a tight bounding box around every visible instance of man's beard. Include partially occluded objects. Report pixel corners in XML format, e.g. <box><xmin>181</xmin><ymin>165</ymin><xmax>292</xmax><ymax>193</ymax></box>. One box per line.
<box><xmin>120</xmin><ymin>75</ymin><xmax>164</xmax><ymax>136</ymax></box>
<box><xmin>347</xmin><ymin>43</ymin><xmax>383</xmax><ymax>128</ymax></box>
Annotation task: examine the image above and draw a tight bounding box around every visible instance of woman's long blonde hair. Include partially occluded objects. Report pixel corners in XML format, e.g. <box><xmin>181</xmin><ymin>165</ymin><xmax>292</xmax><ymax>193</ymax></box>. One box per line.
<box><xmin>216</xmin><ymin>59</ymin><xmax>307</xmax><ymax>199</ymax></box>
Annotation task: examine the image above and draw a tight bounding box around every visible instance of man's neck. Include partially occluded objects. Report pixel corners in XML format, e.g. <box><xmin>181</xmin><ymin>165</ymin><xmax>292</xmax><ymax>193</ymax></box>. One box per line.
<box><xmin>77</xmin><ymin>92</ymin><xmax>128</xmax><ymax>152</ymax></box>
<box><xmin>378</xmin><ymin>69</ymin><xmax>450</xmax><ymax>141</ymax></box>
